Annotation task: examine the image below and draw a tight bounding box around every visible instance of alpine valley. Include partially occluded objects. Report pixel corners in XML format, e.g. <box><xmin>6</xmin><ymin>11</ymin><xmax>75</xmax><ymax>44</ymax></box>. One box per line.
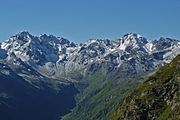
<box><xmin>0</xmin><ymin>32</ymin><xmax>179</xmax><ymax>120</ymax></box>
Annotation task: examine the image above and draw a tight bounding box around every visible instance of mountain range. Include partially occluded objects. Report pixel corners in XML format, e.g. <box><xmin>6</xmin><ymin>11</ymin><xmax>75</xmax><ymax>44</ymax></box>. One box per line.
<box><xmin>0</xmin><ymin>31</ymin><xmax>179</xmax><ymax>120</ymax></box>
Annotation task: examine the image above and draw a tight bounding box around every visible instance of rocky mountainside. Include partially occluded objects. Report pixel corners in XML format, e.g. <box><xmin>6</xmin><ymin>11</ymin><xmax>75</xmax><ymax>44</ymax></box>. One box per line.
<box><xmin>1</xmin><ymin>32</ymin><xmax>179</xmax><ymax>80</ymax></box>
<box><xmin>0</xmin><ymin>32</ymin><xmax>179</xmax><ymax>120</ymax></box>
<box><xmin>112</xmin><ymin>55</ymin><xmax>180</xmax><ymax>120</ymax></box>
<box><xmin>0</xmin><ymin>61</ymin><xmax>78</xmax><ymax>120</ymax></box>
<box><xmin>0</xmin><ymin>52</ymin><xmax>79</xmax><ymax>120</ymax></box>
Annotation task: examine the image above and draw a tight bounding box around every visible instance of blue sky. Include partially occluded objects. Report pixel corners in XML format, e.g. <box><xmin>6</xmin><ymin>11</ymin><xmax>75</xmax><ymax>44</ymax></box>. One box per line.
<box><xmin>0</xmin><ymin>0</ymin><xmax>180</xmax><ymax>42</ymax></box>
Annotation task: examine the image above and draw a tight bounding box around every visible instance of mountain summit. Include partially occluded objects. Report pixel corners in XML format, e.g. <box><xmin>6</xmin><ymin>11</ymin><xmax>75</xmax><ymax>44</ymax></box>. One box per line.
<box><xmin>0</xmin><ymin>32</ymin><xmax>179</xmax><ymax>120</ymax></box>
<box><xmin>0</xmin><ymin>32</ymin><xmax>179</xmax><ymax>79</ymax></box>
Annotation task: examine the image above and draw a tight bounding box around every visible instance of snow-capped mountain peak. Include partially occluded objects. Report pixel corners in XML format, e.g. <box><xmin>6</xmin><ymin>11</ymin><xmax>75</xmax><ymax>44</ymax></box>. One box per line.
<box><xmin>118</xmin><ymin>33</ymin><xmax>148</xmax><ymax>52</ymax></box>
<box><xmin>0</xmin><ymin>32</ymin><xmax>179</xmax><ymax>79</ymax></box>
<box><xmin>12</xmin><ymin>31</ymin><xmax>33</xmax><ymax>42</ymax></box>
<box><xmin>122</xmin><ymin>32</ymin><xmax>143</xmax><ymax>39</ymax></box>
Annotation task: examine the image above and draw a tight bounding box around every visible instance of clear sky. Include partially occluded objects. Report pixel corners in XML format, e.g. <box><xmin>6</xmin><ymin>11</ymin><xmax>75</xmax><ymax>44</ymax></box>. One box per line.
<box><xmin>0</xmin><ymin>0</ymin><xmax>180</xmax><ymax>42</ymax></box>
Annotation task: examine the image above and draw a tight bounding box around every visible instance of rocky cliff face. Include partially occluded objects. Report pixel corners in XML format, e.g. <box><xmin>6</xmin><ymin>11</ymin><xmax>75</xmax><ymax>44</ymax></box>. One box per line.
<box><xmin>0</xmin><ymin>32</ymin><xmax>179</xmax><ymax>120</ymax></box>
<box><xmin>1</xmin><ymin>32</ymin><xmax>180</xmax><ymax>80</ymax></box>
<box><xmin>112</xmin><ymin>55</ymin><xmax>180</xmax><ymax>120</ymax></box>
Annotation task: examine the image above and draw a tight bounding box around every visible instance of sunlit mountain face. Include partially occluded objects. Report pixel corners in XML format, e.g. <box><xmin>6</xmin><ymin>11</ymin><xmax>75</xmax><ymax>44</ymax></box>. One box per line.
<box><xmin>0</xmin><ymin>32</ymin><xmax>179</xmax><ymax>120</ymax></box>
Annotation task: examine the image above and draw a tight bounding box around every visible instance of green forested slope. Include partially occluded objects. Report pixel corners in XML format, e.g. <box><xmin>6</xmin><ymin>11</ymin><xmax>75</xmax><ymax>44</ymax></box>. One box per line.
<box><xmin>112</xmin><ymin>55</ymin><xmax>180</xmax><ymax>120</ymax></box>
<box><xmin>62</xmin><ymin>68</ymin><xmax>147</xmax><ymax>120</ymax></box>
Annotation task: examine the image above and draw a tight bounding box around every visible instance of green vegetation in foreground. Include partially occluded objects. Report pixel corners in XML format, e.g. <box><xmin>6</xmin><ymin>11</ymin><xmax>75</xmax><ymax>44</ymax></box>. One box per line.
<box><xmin>112</xmin><ymin>55</ymin><xmax>180</xmax><ymax>120</ymax></box>
<box><xmin>62</xmin><ymin>68</ymin><xmax>146</xmax><ymax>120</ymax></box>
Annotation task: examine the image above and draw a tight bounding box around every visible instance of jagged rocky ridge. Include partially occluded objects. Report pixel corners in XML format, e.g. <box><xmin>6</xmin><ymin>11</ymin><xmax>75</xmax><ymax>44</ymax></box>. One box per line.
<box><xmin>0</xmin><ymin>32</ymin><xmax>179</xmax><ymax>81</ymax></box>
<box><xmin>0</xmin><ymin>32</ymin><xmax>179</xmax><ymax>120</ymax></box>
<box><xmin>112</xmin><ymin>55</ymin><xmax>180</xmax><ymax>120</ymax></box>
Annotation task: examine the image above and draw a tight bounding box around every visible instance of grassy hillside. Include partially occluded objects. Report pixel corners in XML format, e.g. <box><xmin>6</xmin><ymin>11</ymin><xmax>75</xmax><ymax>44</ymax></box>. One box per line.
<box><xmin>112</xmin><ymin>55</ymin><xmax>180</xmax><ymax>120</ymax></box>
<box><xmin>62</xmin><ymin>67</ymin><xmax>148</xmax><ymax>120</ymax></box>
